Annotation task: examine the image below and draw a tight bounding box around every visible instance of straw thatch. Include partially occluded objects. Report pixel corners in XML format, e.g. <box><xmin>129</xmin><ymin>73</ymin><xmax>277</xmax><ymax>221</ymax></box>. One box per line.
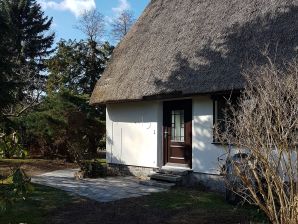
<box><xmin>90</xmin><ymin>0</ymin><xmax>298</xmax><ymax>104</ymax></box>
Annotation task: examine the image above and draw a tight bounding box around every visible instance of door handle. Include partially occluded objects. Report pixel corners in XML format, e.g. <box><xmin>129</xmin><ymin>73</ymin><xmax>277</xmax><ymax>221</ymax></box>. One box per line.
<box><xmin>164</xmin><ymin>131</ymin><xmax>168</xmax><ymax>138</ymax></box>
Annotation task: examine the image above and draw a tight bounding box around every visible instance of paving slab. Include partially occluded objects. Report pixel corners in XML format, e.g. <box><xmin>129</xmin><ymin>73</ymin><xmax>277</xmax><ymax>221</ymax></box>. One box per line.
<box><xmin>31</xmin><ymin>169</ymin><xmax>166</xmax><ymax>203</ymax></box>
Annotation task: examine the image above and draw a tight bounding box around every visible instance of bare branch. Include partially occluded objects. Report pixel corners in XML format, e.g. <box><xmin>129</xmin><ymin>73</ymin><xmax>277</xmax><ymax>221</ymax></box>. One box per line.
<box><xmin>74</xmin><ymin>10</ymin><xmax>105</xmax><ymax>42</ymax></box>
<box><xmin>218</xmin><ymin>59</ymin><xmax>298</xmax><ymax>223</ymax></box>
<box><xmin>110</xmin><ymin>10</ymin><xmax>135</xmax><ymax>42</ymax></box>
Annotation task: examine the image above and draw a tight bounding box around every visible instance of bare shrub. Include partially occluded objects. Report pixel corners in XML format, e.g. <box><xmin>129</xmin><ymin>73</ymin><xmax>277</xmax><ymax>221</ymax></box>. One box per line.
<box><xmin>218</xmin><ymin>59</ymin><xmax>298</xmax><ymax>223</ymax></box>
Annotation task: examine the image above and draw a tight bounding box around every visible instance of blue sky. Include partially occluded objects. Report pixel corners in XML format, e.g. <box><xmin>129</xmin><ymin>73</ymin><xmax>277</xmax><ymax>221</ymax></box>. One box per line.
<box><xmin>37</xmin><ymin>0</ymin><xmax>150</xmax><ymax>45</ymax></box>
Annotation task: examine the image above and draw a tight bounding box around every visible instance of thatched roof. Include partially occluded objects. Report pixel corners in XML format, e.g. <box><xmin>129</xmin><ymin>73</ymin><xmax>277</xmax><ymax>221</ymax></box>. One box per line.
<box><xmin>90</xmin><ymin>0</ymin><xmax>298</xmax><ymax>104</ymax></box>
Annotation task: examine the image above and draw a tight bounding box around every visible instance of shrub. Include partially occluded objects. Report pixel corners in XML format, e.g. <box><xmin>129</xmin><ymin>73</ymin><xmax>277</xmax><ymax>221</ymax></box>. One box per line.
<box><xmin>0</xmin><ymin>131</ymin><xmax>28</xmax><ymax>159</ymax></box>
<box><xmin>0</xmin><ymin>168</ymin><xmax>33</xmax><ymax>212</ymax></box>
<box><xmin>17</xmin><ymin>91</ymin><xmax>105</xmax><ymax>160</ymax></box>
<box><xmin>79</xmin><ymin>159</ymin><xmax>107</xmax><ymax>178</ymax></box>
<box><xmin>218</xmin><ymin>59</ymin><xmax>298</xmax><ymax>223</ymax></box>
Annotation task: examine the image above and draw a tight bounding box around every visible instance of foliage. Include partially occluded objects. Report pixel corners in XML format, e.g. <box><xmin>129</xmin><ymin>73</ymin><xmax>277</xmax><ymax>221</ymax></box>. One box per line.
<box><xmin>0</xmin><ymin>0</ymin><xmax>112</xmax><ymax>161</ymax></box>
<box><xmin>0</xmin><ymin>12</ymin><xmax>16</xmax><ymax>111</ymax></box>
<box><xmin>218</xmin><ymin>60</ymin><xmax>298</xmax><ymax>223</ymax></box>
<box><xmin>79</xmin><ymin>159</ymin><xmax>107</xmax><ymax>178</ymax></box>
<box><xmin>0</xmin><ymin>130</ymin><xmax>28</xmax><ymax>159</ymax></box>
<box><xmin>12</xmin><ymin>168</ymin><xmax>32</xmax><ymax>196</ymax></box>
<box><xmin>17</xmin><ymin>91</ymin><xmax>105</xmax><ymax>160</ymax></box>
<box><xmin>46</xmin><ymin>39</ymin><xmax>114</xmax><ymax>95</ymax></box>
<box><xmin>0</xmin><ymin>184</ymin><xmax>75</xmax><ymax>223</ymax></box>
<box><xmin>33</xmin><ymin>38</ymin><xmax>113</xmax><ymax>159</ymax></box>
<box><xmin>0</xmin><ymin>168</ymin><xmax>33</xmax><ymax>212</ymax></box>
<box><xmin>0</xmin><ymin>0</ymin><xmax>54</xmax><ymax>117</ymax></box>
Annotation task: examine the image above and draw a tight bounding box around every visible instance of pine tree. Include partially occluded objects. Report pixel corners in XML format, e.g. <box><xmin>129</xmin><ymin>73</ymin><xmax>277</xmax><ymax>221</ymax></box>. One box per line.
<box><xmin>85</xmin><ymin>41</ymin><xmax>114</xmax><ymax>94</ymax></box>
<box><xmin>46</xmin><ymin>40</ymin><xmax>114</xmax><ymax>95</ymax></box>
<box><xmin>74</xmin><ymin>9</ymin><xmax>112</xmax><ymax>95</ymax></box>
<box><xmin>0</xmin><ymin>10</ymin><xmax>16</xmax><ymax>111</ymax></box>
<box><xmin>0</xmin><ymin>0</ymin><xmax>54</xmax><ymax>116</ymax></box>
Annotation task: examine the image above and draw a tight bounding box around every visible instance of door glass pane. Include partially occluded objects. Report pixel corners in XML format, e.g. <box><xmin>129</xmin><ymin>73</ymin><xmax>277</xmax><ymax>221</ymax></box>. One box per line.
<box><xmin>171</xmin><ymin>110</ymin><xmax>184</xmax><ymax>142</ymax></box>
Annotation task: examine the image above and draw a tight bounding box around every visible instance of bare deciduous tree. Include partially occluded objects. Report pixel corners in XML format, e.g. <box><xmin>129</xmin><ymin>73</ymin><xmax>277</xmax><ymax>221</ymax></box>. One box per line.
<box><xmin>75</xmin><ymin>10</ymin><xmax>105</xmax><ymax>42</ymax></box>
<box><xmin>111</xmin><ymin>10</ymin><xmax>135</xmax><ymax>41</ymax></box>
<box><xmin>218</xmin><ymin>59</ymin><xmax>298</xmax><ymax>224</ymax></box>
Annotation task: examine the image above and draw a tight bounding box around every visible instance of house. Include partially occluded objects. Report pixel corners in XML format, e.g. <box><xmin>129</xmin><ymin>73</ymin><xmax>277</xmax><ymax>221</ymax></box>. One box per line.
<box><xmin>90</xmin><ymin>0</ymin><xmax>298</xmax><ymax>190</ymax></box>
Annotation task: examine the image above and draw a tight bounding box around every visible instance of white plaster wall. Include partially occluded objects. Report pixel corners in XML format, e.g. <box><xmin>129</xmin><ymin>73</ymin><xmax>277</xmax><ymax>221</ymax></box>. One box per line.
<box><xmin>106</xmin><ymin>101</ymin><xmax>162</xmax><ymax>168</ymax></box>
<box><xmin>106</xmin><ymin>97</ymin><xmax>228</xmax><ymax>173</ymax></box>
<box><xmin>192</xmin><ymin>96</ymin><xmax>226</xmax><ymax>174</ymax></box>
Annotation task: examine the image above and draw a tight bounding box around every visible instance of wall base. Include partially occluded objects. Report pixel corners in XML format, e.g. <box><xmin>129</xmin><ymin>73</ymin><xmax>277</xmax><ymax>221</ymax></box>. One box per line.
<box><xmin>108</xmin><ymin>163</ymin><xmax>225</xmax><ymax>193</ymax></box>
<box><xmin>185</xmin><ymin>172</ymin><xmax>225</xmax><ymax>193</ymax></box>
<box><xmin>108</xmin><ymin>163</ymin><xmax>156</xmax><ymax>178</ymax></box>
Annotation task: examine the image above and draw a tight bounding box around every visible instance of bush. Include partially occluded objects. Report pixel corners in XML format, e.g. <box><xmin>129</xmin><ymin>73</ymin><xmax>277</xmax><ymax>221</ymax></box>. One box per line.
<box><xmin>0</xmin><ymin>168</ymin><xmax>33</xmax><ymax>212</ymax></box>
<box><xmin>218</xmin><ymin>60</ymin><xmax>298</xmax><ymax>223</ymax></box>
<box><xmin>0</xmin><ymin>129</ymin><xmax>28</xmax><ymax>159</ymax></box>
<box><xmin>79</xmin><ymin>159</ymin><xmax>107</xmax><ymax>178</ymax></box>
<box><xmin>17</xmin><ymin>91</ymin><xmax>105</xmax><ymax>160</ymax></box>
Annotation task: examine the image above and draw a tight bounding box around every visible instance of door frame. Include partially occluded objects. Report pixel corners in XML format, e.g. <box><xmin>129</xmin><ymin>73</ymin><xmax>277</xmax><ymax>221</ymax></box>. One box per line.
<box><xmin>163</xmin><ymin>99</ymin><xmax>192</xmax><ymax>168</ymax></box>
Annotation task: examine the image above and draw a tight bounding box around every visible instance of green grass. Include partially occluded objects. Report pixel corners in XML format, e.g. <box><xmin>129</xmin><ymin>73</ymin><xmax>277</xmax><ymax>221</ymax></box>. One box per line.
<box><xmin>147</xmin><ymin>189</ymin><xmax>226</xmax><ymax>209</ymax></box>
<box><xmin>0</xmin><ymin>158</ymin><xmax>44</xmax><ymax>163</ymax></box>
<box><xmin>82</xmin><ymin>158</ymin><xmax>107</xmax><ymax>163</ymax></box>
<box><xmin>147</xmin><ymin>188</ymin><xmax>268</xmax><ymax>222</ymax></box>
<box><xmin>0</xmin><ymin>184</ymin><xmax>77</xmax><ymax>224</ymax></box>
<box><xmin>0</xmin><ymin>181</ymin><xmax>267</xmax><ymax>223</ymax></box>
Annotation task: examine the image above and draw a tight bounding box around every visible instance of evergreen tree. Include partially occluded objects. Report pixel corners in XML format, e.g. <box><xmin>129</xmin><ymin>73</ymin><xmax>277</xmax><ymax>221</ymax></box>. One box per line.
<box><xmin>0</xmin><ymin>13</ymin><xmax>15</xmax><ymax>111</ymax></box>
<box><xmin>85</xmin><ymin>40</ymin><xmax>114</xmax><ymax>94</ymax></box>
<box><xmin>74</xmin><ymin>9</ymin><xmax>112</xmax><ymax>94</ymax></box>
<box><xmin>0</xmin><ymin>0</ymin><xmax>54</xmax><ymax>117</ymax></box>
<box><xmin>46</xmin><ymin>40</ymin><xmax>114</xmax><ymax>95</ymax></box>
<box><xmin>17</xmin><ymin>90</ymin><xmax>105</xmax><ymax>159</ymax></box>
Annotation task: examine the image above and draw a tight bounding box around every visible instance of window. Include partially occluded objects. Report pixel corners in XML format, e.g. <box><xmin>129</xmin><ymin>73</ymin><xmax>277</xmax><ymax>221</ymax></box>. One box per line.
<box><xmin>213</xmin><ymin>94</ymin><xmax>239</xmax><ymax>142</ymax></box>
<box><xmin>171</xmin><ymin>110</ymin><xmax>185</xmax><ymax>142</ymax></box>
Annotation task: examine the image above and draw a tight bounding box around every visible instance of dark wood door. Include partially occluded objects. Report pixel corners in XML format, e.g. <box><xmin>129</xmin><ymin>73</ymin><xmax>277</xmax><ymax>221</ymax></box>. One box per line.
<box><xmin>163</xmin><ymin>99</ymin><xmax>192</xmax><ymax>167</ymax></box>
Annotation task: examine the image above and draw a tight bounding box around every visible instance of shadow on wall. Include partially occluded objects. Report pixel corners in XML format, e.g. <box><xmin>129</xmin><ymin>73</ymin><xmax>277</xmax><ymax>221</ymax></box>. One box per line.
<box><xmin>189</xmin><ymin>6</ymin><xmax>297</xmax><ymax>174</ymax></box>
<box><xmin>192</xmin><ymin>98</ymin><xmax>226</xmax><ymax>174</ymax></box>
<box><xmin>154</xmin><ymin>6</ymin><xmax>298</xmax><ymax>93</ymax></box>
<box><xmin>105</xmin><ymin>152</ymin><xmax>134</xmax><ymax>176</ymax></box>
<box><xmin>107</xmin><ymin>102</ymin><xmax>159</xmax><ymax>123</ymax></box>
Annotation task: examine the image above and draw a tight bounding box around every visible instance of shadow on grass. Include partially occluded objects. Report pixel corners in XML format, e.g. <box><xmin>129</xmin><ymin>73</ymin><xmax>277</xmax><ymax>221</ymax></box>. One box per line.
<box><xmin>0</xmin><ymin>184</ymin><xmax>80</xmax><ymax>224</ymax></box>
<box><xmin>146</xmin><ymin>187</ymin><xmax>268</xmax><ymax>223</ymax></box>
<box><xmin>0</xmin><ymin>184</ymin><xmax>268</xmax><ymax>224</ymax></box>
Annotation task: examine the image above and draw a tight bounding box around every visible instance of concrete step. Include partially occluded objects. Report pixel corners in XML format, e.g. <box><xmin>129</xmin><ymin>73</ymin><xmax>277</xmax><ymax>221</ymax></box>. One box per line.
<box><xmin>158</xmin><ymin>168</ymin><xmax>190</xmax><ymax>176</ymax></box>
<box><xmin>139</xmin><ymin>179</ymin><xmax>176</xmax><ymax>189</ymax></box>
<box><xmin>150</xmin><ymin>173</ymin><xmax>182</xmax><ymax>183</ymax></box>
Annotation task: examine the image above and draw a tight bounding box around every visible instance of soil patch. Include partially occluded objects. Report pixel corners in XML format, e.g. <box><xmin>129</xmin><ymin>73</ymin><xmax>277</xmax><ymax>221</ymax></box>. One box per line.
<box><xmin>0</xmin><ymin>159</ymin><xmax>78</xmax><ymax>177</ymax></box>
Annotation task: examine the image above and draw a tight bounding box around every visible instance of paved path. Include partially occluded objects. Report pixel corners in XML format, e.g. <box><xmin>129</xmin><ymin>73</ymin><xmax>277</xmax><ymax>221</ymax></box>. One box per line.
<box><xmin>32</xmin><ymin>169</ymin><xmax>166</xmax><ymax>202</ymax></box>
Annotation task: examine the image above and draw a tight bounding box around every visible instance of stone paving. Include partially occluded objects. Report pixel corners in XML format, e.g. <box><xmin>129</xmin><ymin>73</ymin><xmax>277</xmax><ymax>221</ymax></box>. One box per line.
<box><xmin>31</xmin><ymin>169</ymin><xmax>166</xmax><ymax>202</ymax></box>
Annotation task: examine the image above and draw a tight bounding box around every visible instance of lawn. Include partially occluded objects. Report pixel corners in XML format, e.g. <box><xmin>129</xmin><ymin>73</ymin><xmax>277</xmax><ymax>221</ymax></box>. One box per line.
<box><xmin>0</xmin><ymin>184</ymin><xmax>267</xmax><ymax>224</ymax></box>
<box><xmin>0</xmin><ymin>184</ymin><xmax>81</xmax><ymax>224</ymax></box>
<box><xmin>0</xmin><ymin>159</ymin><xmax>267</xmax><ymax>223</ymax></box>
<box><xmin>145</xmin><ymin>188</ymin><xmax>267</xmax><ymax>223</ymax></box>
<box><xmin>0</xmin><ymin>159</ymin><xmax>80</xmax><ymax>223</ymax></box>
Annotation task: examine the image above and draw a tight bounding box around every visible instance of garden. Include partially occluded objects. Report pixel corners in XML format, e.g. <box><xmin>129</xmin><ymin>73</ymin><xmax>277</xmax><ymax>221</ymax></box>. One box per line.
<box><xmin>0</xmin><ymin>159</ymin><xmax>267</xmax><ymax>224</ymax></box>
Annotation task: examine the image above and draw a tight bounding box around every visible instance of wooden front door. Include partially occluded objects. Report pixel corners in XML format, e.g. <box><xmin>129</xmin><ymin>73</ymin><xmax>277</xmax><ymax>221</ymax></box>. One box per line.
<box><xmin>163</xmin><ymin>99</ymin><xmax>192</xmax><ymax>167</ymax></box>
